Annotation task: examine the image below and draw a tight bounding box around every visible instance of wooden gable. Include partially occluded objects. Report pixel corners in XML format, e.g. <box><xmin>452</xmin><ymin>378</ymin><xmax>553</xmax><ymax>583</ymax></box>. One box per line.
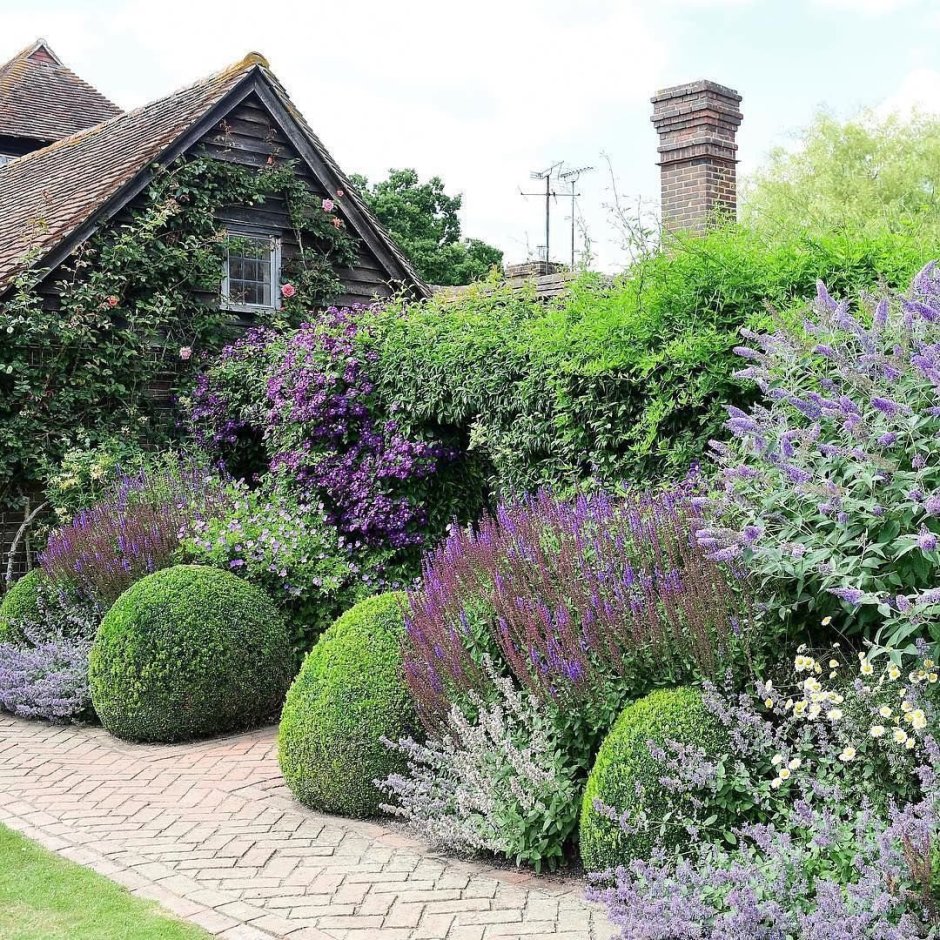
<box><xmin>196</xmin><ymin>93</ymin><xmax>403</xmax><ymax>308</ymax></box>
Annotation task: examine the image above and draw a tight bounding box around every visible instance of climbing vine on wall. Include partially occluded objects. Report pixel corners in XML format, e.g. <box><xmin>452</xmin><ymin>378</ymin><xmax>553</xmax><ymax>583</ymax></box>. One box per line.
<box><xmin>0</xmin><ymin>155</ymin><xmax>358</xmax><ymax>509</ymax></box>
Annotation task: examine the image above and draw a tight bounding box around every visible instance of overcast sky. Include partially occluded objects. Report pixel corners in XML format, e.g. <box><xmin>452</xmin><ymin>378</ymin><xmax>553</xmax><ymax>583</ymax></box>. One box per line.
<box><xmin>1</xmin><ymin>0</ymin><xmax>936</xmax><ymax>271</ymax></box>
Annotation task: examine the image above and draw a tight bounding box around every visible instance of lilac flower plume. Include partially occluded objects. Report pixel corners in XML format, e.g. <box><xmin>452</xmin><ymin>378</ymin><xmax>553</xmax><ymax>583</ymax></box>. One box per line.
<box><xmin>708</xmin><ymin>262</ymin><xmax>940</xmax><ymax>654</ymax></box>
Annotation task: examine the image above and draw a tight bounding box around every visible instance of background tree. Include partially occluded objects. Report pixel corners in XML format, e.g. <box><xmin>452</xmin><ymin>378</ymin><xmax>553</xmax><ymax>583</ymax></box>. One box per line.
<box><xmin>742</xmin><ymin>110</ymin><xmax>940</xmax><ymax>239</ymax></box>
<box><xmin>349</xmin><ymin>169</ymin><xmax>503</xmax><ymax>286</ymax></box>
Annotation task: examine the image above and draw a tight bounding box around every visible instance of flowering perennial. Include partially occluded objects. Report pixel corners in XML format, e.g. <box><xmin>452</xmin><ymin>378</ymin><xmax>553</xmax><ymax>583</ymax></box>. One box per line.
<box><xmin>404</xmin><ymin>484</ymin><xmax>750</xmax><ymax>729</ymax></box>
<box><xmin>378</xmin><ymin>661</ymin><xmax>580</xmax><ymax>871</ymax></box>
<box><xmin>698</xmin><ymin>262</ymin><xmax>940</xmax><ymax>655</ymax></box>
<box><xmin>589</xmin><ymin>642</ymin><xmax>940</xmax><ymax>938</ymax></box>
<box><xmin>187</xmin><ymin>307</ymin><xmax>453</xmax><ymax>550</ymax></box>
<box><xmin>41</xmin><ymin>458</ymin><xmax>230</xmax><ymax>606</ymax></box>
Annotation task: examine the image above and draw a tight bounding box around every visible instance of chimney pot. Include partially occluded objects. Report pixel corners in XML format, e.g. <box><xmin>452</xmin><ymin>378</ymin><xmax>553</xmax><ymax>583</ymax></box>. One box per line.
<box><xmin>651</xmin><ymin>80</ymin><xmax>742</xmax><ymax>234</ymax></box>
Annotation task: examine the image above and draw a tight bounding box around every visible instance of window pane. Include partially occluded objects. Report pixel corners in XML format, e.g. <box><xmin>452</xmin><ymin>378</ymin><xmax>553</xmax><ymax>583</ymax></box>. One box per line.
<box><xmin>225</xmin><ymin>234</ymin><xmax>275</xmax><ymax>308</ymax></box>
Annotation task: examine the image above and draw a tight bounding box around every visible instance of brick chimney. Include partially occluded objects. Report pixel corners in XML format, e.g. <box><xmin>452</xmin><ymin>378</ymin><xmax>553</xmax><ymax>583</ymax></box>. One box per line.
<box><xmin>650</xmin><ymin>80</ymin><xmax>743</xmax><ymax>234</ymax></box>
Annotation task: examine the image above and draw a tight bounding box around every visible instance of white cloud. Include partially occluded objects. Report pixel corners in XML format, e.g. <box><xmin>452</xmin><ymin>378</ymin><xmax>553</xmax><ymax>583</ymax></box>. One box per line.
<box><xmin>877</xmin><ymin>66</ymin><xmax>940</xmax><ymax>116</ymax></box>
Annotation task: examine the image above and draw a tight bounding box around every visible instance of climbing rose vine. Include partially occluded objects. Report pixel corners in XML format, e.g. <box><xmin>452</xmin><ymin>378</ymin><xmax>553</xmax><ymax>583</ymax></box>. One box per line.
<box><xmin>698</xmin><ymin>262</ymin><xmax>940</xmax><ymax>657</ymax></box>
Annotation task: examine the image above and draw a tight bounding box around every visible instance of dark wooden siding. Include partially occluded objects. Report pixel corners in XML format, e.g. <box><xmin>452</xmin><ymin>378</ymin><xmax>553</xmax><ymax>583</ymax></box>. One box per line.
<box><xmin>197</xmin><ymin>94</ymin><xmax>397</xmax><ymax>308</ymax></box>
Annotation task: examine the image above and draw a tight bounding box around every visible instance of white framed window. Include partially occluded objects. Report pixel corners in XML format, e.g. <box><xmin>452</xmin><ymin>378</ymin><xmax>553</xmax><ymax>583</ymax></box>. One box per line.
<box><xmin>221</xmin><ymin>231</ymin><xmax>281</xmax><ymax>311</ymax></box>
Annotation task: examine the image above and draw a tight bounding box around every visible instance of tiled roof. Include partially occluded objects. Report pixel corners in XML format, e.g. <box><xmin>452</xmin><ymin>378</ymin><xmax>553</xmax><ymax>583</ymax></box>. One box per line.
<box><xmin>0</xmin><ymin>49</ymin><xmax>428</xmax><ymax>296</ymax></box>
<box><xmin>0</xmin><ymin>40</ymin><xmax>121</xmax><ymax>143</ymax></box>
<box><xmin>0</xmin><ymin>54</ymin><xmax>265</xmax><ymax>288</ymax></box>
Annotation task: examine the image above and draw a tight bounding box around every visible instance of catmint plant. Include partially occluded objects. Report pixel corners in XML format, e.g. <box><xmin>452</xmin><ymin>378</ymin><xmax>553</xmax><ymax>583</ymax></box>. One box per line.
<box><xmin>0</xmin><ymin>587</ymin><xmax>101</xmax><ymax>723</ymax></box>
<box><xmin>700</xmin><ymin>262</ymin><xmax>940</xmax><ymax>657</ymax></box>
<box><xmin>377</xmin><ymin>660</ymin><xmax>580</xmax><ymax>871</ymax></box>
<box><xmin>588</xmin><ymin>646</ymin><xmax>940</xmax><ymax>938</ymax></box>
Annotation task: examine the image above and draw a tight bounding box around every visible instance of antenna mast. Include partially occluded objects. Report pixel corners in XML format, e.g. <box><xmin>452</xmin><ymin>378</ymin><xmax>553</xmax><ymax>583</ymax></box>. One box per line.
<box><xmin>521</xmin><ymin>161</ymin><xmax>562</xmax><ymax>263</ymax></box>
<box><xmin>558</xmin><ymin>165</ymin><xmax>594</xmax><ymax>269</ymax></box>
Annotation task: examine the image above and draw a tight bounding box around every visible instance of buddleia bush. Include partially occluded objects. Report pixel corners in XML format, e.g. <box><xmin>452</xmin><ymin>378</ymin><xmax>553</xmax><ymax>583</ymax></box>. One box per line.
<box><xmin>698</xmin><ymin>261</ymin><xmax>940</xmax><ymax>657</ymax></box>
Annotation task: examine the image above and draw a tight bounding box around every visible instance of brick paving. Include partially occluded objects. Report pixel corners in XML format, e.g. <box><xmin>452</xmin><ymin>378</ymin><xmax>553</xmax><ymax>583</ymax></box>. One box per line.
<box><xmin>0</xmin><ymin>713</ymin><xmax>614</xmax><ymax>940</ymax></box>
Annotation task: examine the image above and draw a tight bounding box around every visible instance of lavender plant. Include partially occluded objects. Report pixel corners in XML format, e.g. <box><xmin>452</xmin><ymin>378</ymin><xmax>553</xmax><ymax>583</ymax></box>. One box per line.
<box><xmin>589</xmin><ymin>797</ymin><xmax>938</xmax><ymax>939</ymax></box>
<box><xmin>377</xmin><ymin>661</ymin><xmax>580</xmax><ymax>871</ymax></box>
<box><xmin>41</xmin><ymin>456</ymin><xmax>231</xmax><ymax>607</ymax></box>
<box><xmin>699</xmin><ymin>262</ymin><xmax>940</xmax><ymax>657</ymax></box>
<box><xmin>404</xmin><ymin>484</ymin><xmax>751</xmax><ymax>767</ymax></box>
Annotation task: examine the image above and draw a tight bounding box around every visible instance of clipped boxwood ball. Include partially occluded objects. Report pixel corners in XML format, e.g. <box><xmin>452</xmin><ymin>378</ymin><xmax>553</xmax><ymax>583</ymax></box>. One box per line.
<box><xmin>0</xmin><ymin>569</ymin><xmax>44</xmax><ymax>645</ymax></box>
<box><xmin>89</xmin><ymin>565</ymin><xmax>292</xmax><ymax>742</ymax></box>
<box><xmin>279</xmin><ymin>592</ymin><xmax>418</xmax><ymax>818</ymax></box>
<box><xmin>580</xmin><ymin>686</ymin><xmax>726</xmax><ymax>871</ymax></box>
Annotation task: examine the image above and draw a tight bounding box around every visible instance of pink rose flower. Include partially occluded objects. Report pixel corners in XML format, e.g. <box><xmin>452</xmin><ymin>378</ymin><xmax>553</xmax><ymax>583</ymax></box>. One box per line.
<box><xmin>336</xmin><ymin>189</ymin><xmax>344</xmax><ymax>198</ymax></box>
<box><xmin>106</xmin><ymin>295</ymin><xmax>119</xmax><ymax>308</ymax></box>
<box><xmin>280</xmin><ymin>283</ymin><xmax>296</xmax><ymax>299</ymax></box>
<box><xmin>322</xmin><ymin>198</ymin><xmax>335</xmax><ymax>213</ymax></box>
<box><xmin>179</xmin><ymin>346</ymin><xmax>193</xmax><ymax>361</ymax></box>
<box><xmin>331</xmin><ymin>217</ymin><xmax>343</xmax><ymax>229</ymax></box>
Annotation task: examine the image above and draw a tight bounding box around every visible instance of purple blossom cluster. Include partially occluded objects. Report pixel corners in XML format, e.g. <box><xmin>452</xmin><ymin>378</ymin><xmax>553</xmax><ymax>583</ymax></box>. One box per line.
<box><xmin>187</xmin><ymin>307</ymin><xmax>452</xmax><ymax>550</ymax></box>
<box><xmin>187</xmin><ymin>326</ymin><xmax>275</xmax><ymax>452</ymax></box>
<box><xmin>699</xmin><ymin>262</ymin><xmax>940</xmax><ymax>651</ymax></box>
<box><xmin>266</xmin><ymin>307</ymin><xmax>447</xmax><ymax>548</ymax></box>
<box><xmin>403</xmin><ymin>483</ymin><xmax>751</xmax><ymax>728</ymax></box>
<box><xmin>41</xmin><ymin>458</ymin><xmax>231</xmax><ymax>606</ymax></box>
<box><xmin>588</xmin><ymin>804</ymin><xmax>936</xmax><ymax>940</ymax></box>
<box><xmin>0</xmin><ymin>628</ymin><xmax>92</xmax><ymax>723</ymax></box>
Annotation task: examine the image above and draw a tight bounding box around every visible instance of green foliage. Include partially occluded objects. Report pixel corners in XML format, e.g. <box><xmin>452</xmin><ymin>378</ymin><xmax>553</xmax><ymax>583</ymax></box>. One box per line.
<box><xmin>0</xmin><ymin>156</ymin><xmax>356</xmax><ymax>513</ymax></box>
<box><xmin>350</xmin><ymin>169</ymin><xmax>502</xmax><ymax>286</ymax></box>
<box><xmin>0</xmin><ymin>823</ymin><xmax>213</xmax><ymax>940</ymax></box>
<box><xmin>579</xmin><ymin>687</ymin><xmax>726</xmax><ymax>870</ymax></box>
<box><xmin>743</xmin><ymin>110</ymin><xmax>940</xmax><ymax>241</ymax></box>
<box><xmin>278</xmin><ymin>592</ymin><xmax>417</xmax><ymax>817</ymax></box>
<box><xmin>179</xmin><ymin>481</ymin><xmax>369</xmax><ymax>655</ymax></box>
<box><xmin>0</xmin><ymin>570</ymin><xmax>44</xmax><ymax>645</ymax></box>
<box><xmin>369</xmin><ymin>227</ymin><xmax>937</xmax><ymax>495</ymax></box>
<box><xmin>45</xmin><ymin>437</ymin><xmax>163</xmax><ymax>523</ymax></box>
<box><xmin>89</xmin><ymin>565</ymin><xmax>292</xmax><ymax>742</ymax></box>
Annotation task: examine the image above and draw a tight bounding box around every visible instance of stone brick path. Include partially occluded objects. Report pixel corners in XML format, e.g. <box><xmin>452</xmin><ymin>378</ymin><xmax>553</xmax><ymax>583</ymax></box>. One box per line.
<box><xmin>0</xmin><ymin>714</ymin><xmax>614</xmax><ymax>940</ymax></box>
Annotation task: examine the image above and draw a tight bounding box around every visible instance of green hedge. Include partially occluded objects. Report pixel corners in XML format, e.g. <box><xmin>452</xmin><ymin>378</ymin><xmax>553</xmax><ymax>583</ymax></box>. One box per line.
<box><xmin>0</xmin><ymin>570</ymin><xmax>44</xmax><ymax>645</ymax></box>
<box><xmin>369</xmin><ymin>226</ymin><xmax>938</xmax><ymax>494</ymax></box>
<box><xmin>89</xmin><ymin>565</ymin><xmax>292</xmax><ymax>742</ymax></box>
<box><xmin>278</xmin><ymin>592</ymin><xmax>417</xmax><ymax>817</ymax></box>
<box><xmin>580</xmin><ymin>686</ymin><xmax>726</xmax><ymax>870</ymax></box>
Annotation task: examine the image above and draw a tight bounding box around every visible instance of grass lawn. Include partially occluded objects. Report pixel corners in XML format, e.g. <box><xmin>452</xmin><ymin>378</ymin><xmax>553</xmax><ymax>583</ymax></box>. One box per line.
<box><xmin>0</xmin><ymin>824</ymin><xmax>211</xmax><ymax>939</ymax></box>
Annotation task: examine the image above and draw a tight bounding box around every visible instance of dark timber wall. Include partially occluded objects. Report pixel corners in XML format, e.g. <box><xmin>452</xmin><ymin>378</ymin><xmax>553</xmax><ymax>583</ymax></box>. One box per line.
<box><xmin>199</xmin><ymin>93</ymin><xmax>396</xmax><ymax>309</ymax></box>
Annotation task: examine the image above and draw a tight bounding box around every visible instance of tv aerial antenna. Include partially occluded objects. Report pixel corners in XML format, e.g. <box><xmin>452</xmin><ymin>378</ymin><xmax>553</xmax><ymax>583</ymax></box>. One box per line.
<box><xmin>520</xmin><ymin>161</ymin><xmax>563</xmax><ymax>264</ymax></box>
<box><xmin>559</xmin><ymin>165</ymin><xmax>594</xmax><ymax>269</ymax></box>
